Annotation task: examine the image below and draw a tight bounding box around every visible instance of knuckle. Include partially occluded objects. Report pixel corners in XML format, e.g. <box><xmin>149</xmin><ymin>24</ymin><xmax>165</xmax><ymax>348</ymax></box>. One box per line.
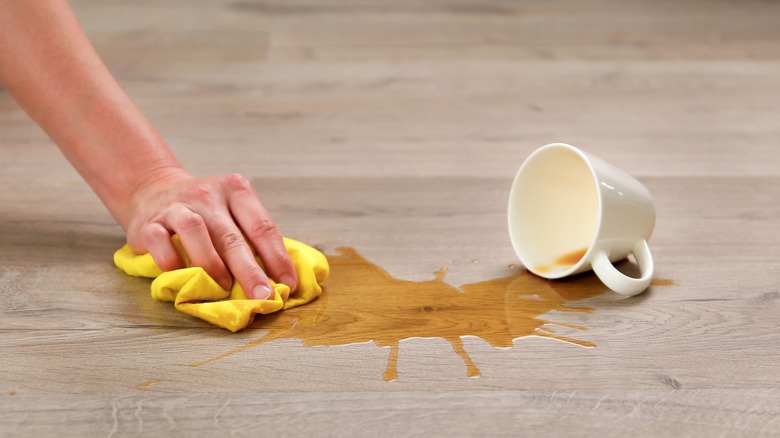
<box><xmin>219</xmin><ymin>230</ymin><xmax>247</xmax><ymax>252</ymax></box>
<box><xmin>182</xmin><ymin>183</ymin><xmax>216</xmax><ymax>204</ymax></box>
<box><xmin>247</xmin><ymin>217</ymin><xmax>278</xmax><ymax>239</ymax></box>
<box><xmin>224</xmin><ymin>173</ymin><xmax>252</xmax><ymax>192</ymax></box>
<box><xmin>173</xmin><ymin>212</ymin><xmax>206</xmax><ymax>234</ymax></box>
<box><xmin>237</xmin><ymin>265</ymin><xmax>261</xmax><ymax>281</ymax></box>
<box><xmin>142</xmin><ymin>224</ymin><xmax>169</xmax><ymax>248</ymax></box>
<box><xmin>264</xmin><ymin>248</ymin><xmax>290</xmax><ymax>266</ymax></box>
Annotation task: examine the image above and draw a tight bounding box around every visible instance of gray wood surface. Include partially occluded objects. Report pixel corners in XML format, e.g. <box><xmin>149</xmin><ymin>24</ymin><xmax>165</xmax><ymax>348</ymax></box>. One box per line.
<box><xmin>2</xmin><ymin>0</ymin><xmax>779</xmax><ymax>436</ymax></box>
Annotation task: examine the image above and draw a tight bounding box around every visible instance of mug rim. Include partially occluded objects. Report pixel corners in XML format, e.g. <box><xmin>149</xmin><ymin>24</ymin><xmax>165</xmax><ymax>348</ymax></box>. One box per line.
<box><xmin>508</xmin><ymin>142</ymin><xmax>602</xmax><ymax>279</ymax></box>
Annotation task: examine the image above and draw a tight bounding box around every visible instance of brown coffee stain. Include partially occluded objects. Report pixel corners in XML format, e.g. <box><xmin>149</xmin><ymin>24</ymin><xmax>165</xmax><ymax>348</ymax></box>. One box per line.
<box><xmin>556</xmin><ymin>247</ymin><xmax>589</xmax><ymax>265</ymax></box>
<box><xmin>535</xmin><ymin>246</ymin><xmax>589</xmax><ymax>273</ymax></box>
<box><xmin>136</xmin><ymin>379</ymin><xmax>159</xmax><ymax>388</ymax></box>
<box><xmin>651</xmin><ymin>278</ymin><xmax>676</xmax><ymax>286</ymax></box>
<box><xmin>189</xmin><ymin>247</ymin><xmax>664</xmax><ymax>381</ymax></box>
<box><xmin>7</xmin><ymin>391</ymin><xmax>16</xmax><ymax>396</ymax></box>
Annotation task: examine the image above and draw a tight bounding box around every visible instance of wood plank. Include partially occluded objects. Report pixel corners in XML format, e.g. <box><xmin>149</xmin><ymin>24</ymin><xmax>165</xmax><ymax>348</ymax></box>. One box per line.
<box><xmin>1</xmin><ymin>178</ymin><xmax>777</xmax><ymax>394</ymax></box>
<box><xmin>2</xmin><ymin>390</ymin><xmax>778</xmax><ymax>436</ymax></box>
<box><xmin>2</xmin><ymin>0</ymin><xmax>780</xmax><ymax>435</ymax></box>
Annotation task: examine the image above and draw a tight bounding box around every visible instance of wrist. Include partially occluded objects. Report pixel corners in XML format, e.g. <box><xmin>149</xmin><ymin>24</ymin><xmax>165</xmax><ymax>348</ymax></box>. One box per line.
<box><xmin>115</xmin><ymin>164</ymin><xmax>192</xmax><ymax>230</ymax></box>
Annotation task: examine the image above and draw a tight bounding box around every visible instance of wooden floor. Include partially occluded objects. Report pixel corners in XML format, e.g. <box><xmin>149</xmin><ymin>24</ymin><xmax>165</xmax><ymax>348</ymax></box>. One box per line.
<box><xmin>2</xmin><ymin>0</ymin><xmax>780</xmax><ymax>435</ymax></box>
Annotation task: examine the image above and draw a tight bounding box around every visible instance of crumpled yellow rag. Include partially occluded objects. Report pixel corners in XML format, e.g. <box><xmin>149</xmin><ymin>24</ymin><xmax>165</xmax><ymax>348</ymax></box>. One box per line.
<box><xmin>114</xmin><ymin>237</ymin><xmax>329</xmax><ymax>332</ymax></box>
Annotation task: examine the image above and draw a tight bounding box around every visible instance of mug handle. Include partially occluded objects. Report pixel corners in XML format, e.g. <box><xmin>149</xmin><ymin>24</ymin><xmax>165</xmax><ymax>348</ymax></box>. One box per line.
<box><xmin>591</xmin><ymin>239</ymin><xmax>654</xmax><ymax>296</ymax></box>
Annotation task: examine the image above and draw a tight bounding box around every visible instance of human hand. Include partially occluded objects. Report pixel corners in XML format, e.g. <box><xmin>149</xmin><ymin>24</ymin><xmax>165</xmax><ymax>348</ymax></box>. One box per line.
<box><xmin>0</xmin><ymin>0</ymin><xmax>296</xmax><ymax>299</ymax></box>
<box><xmin>121</xmin><ymin>168</ymin><xmax>297</xmax><ymax>300</ymax></box>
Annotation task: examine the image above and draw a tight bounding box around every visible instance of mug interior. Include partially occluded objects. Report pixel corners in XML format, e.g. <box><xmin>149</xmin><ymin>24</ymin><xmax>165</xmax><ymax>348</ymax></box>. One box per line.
<box><xmin>509</xmin><ymin>145</ymin><xmax>600</xmax><ymax>277</ymax></box>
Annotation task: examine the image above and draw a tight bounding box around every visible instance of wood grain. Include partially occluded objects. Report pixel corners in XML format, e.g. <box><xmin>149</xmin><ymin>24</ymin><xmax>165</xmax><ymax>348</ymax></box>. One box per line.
<box><xmin>2</xmin><ymin>390</ymin><xmax>778</xmax><ymax>437</ymax></box>
<box><xmin>2</xmin><ymin>0</ymin><xmax>779</xmax><ymax>436</ymax></box>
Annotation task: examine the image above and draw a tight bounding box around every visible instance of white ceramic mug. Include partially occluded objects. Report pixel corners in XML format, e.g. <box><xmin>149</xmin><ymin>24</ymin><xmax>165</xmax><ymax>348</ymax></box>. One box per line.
<box><xmin>507</xmin><ymin>143</ymin><xmax>656</xmax><ymax>296</ymax></box>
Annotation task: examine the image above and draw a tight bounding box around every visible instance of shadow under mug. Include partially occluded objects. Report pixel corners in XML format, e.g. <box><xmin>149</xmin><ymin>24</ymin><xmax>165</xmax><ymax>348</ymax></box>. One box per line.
<box><xmin>508</xmin><ymin>143</ymin><xmax>656</xmax><ymax>296</ymax></box>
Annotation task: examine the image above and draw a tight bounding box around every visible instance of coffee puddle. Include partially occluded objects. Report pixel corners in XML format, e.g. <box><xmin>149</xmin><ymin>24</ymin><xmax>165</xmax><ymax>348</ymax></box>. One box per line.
<box><xmin>192</xmin><ymin>247</ymin><xmax>666</xmax><ymax>381</ymax></box>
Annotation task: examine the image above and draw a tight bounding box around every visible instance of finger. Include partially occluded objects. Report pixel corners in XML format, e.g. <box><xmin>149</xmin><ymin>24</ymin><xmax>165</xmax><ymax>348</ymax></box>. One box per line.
<box><xmin>169</xmin><ymin>207</ymin><xmax>232</xmax><ymax>291</ymax></box>
<box><xmin>207</xmin><ymin>213</ymin><xmax>274</xmax><ymax>300</ymax></box>
<box><xmin>227</xmin><ymin>176</ymin><xmax>298</xmax><ymax>292</ymax></box>
<box><xmin>140</xmin><ymin>222</ymin><xmax>184</xmax><ymax>272</ymax></box>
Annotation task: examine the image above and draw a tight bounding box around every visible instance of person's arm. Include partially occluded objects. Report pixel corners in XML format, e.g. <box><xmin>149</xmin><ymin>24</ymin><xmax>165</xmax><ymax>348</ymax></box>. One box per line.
<box><xmin>0</xmin><ymin>0</ymin><xmax>298</xmax><ymax>298</ymax></box>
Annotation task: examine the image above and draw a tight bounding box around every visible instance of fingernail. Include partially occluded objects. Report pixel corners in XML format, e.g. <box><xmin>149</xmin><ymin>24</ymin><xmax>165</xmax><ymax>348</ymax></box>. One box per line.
<box><xmin>219</xmin><ymin>277</ymin><xmax>233</xmax><ymax>291</ymax></box>
<box><xmin>280</xmin><ymin>274</ymin><xmax>297</xmax><ymax>290</ymax></box>
<box><xmin>252</xmin><ymin>285</ymin><xmax>274</xmax><ymax>300</ymax></box>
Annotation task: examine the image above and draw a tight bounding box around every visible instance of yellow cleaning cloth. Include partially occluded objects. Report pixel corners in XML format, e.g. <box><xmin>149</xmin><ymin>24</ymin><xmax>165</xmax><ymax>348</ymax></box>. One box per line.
<box><xmin>114</xmin><ymin>237</ymin><xmax>329</xmax><ymax>332</ymax></box>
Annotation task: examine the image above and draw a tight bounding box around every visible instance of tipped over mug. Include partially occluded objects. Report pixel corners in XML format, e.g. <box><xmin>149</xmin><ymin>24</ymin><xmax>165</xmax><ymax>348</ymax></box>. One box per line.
<box><xmin>508</xmin><ymin>143</ymin><xmax>656</xmax><ymax>296</ymax></box>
